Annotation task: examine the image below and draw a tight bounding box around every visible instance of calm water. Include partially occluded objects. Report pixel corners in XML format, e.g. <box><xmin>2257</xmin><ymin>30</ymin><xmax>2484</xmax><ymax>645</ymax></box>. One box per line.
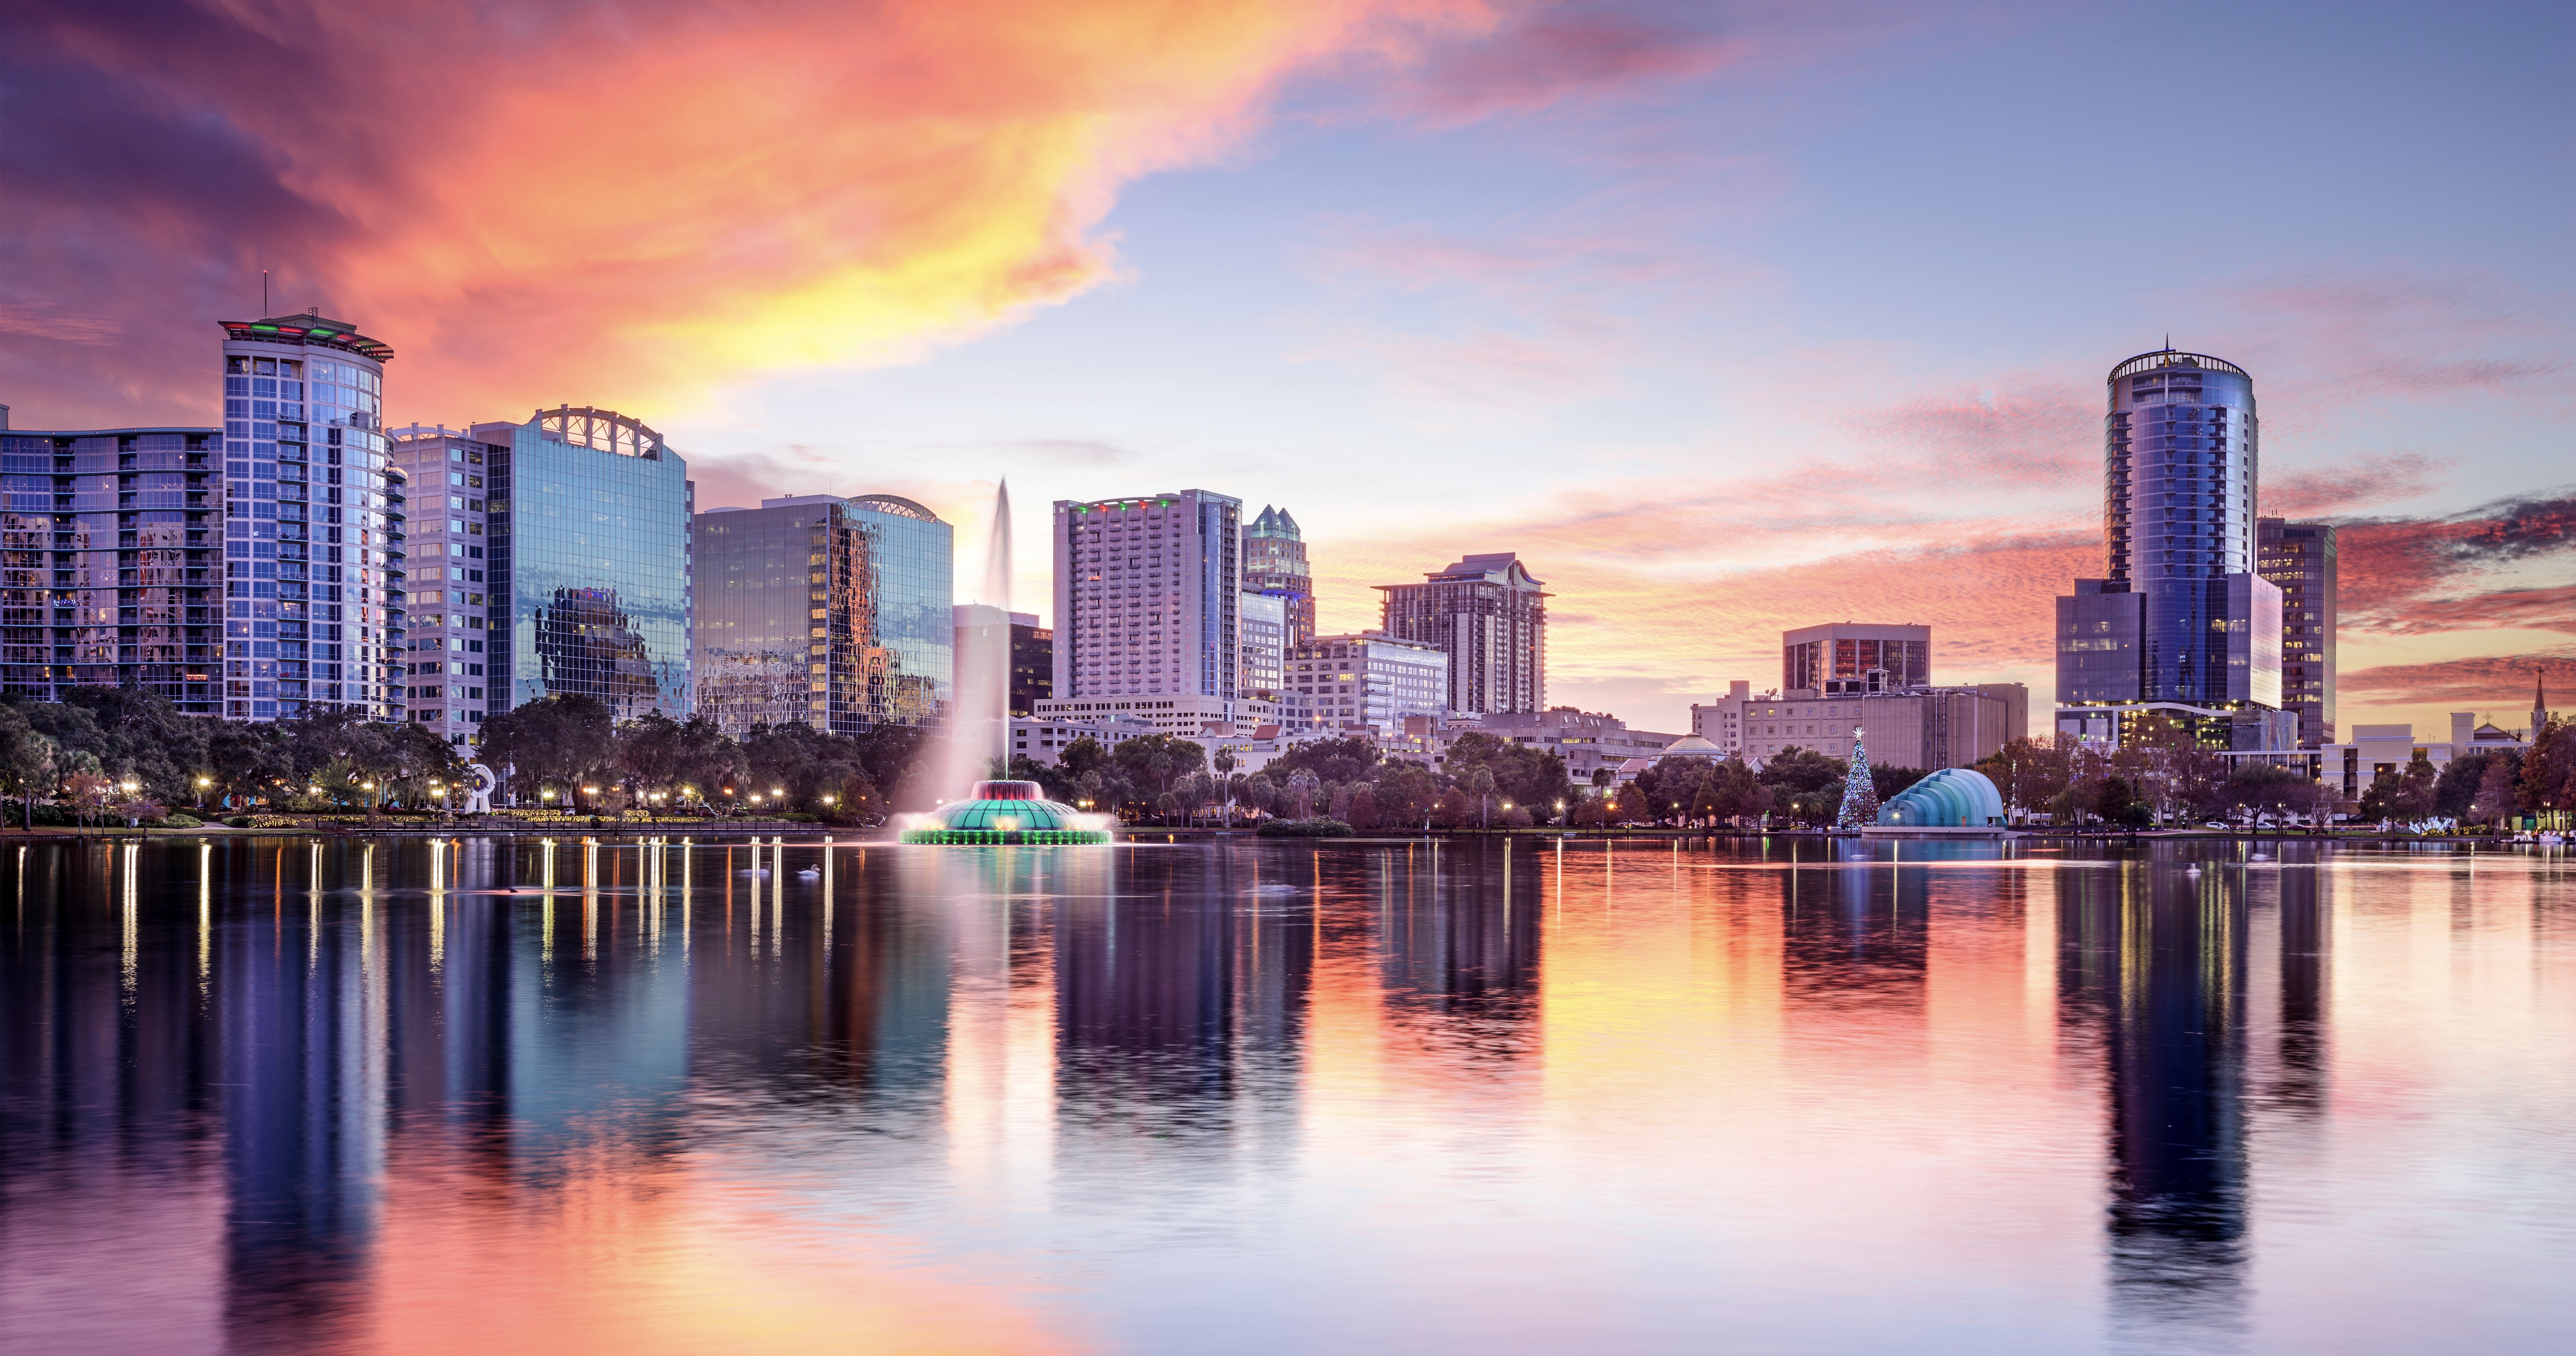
<box><xmin>1</xmin><ymin>835</ymin><xmax>2569</xmax><ymax>1355</ymax></box>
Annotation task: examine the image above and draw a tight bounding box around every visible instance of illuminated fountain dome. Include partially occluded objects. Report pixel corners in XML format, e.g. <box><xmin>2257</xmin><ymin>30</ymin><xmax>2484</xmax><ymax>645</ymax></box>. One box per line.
<box><xmin>899</xmin><ymin>780</ymin><xmax>1111</xmax><ymax>845</ymax></box>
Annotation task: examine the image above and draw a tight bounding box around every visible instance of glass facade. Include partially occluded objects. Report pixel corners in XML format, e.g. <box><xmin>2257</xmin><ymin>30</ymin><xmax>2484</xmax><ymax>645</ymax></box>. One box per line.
<box><xmin>2258</xmin><ymin>518</ymin><xmax>2337</xmax><ymax>747</ymax></box>
<box><xmin>1243</xmin><ymin>504</ymin><xmax>1315</xmax><ymax>646</ymax></box>
<box><xmin>2105</xmin><ymin>351</ymin><xmax>2269</xmax><ymax>708</ymax></box>
<box><xmin>386</xmin><ymin>428</ymin><xmax>500</xmax><ymax>737</ymax></box>
<box><xmin>0</xmin><ymin>426</ymin><xmax>220</xmax><ymax>712</ymax></box>
<box><xmin>480</xmin><ymin>409</ymin><xmax>692</xmax><ymax>720</ymax></box>
<box><xmin>694</xmin><ymin>494</ymin><xmax>951</xmax><ymax>736</ymax></box>
<box><xmin>1781</xmin><ymin>623</ymin><xmax>1930</xmax><ymax>695</ymax></box>
<box><xmin>2057</xmin><ymin>350</ymin><xmax>2288</xmax><ymax>747</ymax></box>
<box><xmin>217</xmin><ymin>314</ymin><xmax>400</xmax><ymax>720</ymax></box>
<box><xmin>1239</xmin><ymin>590</ymin><xmax>1285</xmax><ymax>701</ymax></box>
<box><xmin>1288</xmin><ymin>632</ymin><xmax>1447</xmax><ymax>732</ymax></box>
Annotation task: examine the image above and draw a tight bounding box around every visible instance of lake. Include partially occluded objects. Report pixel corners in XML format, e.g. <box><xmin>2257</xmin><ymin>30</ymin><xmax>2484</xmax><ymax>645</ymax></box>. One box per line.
<box><xmin>1</xmin><ymin>835</ymin><xmax>2569</xmax><ymax>1354</ymax></box>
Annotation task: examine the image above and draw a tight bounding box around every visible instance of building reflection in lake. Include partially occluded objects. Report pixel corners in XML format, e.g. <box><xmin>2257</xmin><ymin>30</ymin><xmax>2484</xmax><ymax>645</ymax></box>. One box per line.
<box><xmin>2057</xmin><ymin>845</ymin><xmax>2331</xmax><ymax>1349</ymax></box>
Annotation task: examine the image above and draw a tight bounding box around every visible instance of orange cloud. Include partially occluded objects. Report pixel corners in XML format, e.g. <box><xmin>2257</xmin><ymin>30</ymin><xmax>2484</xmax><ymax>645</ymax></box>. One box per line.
<box><xmin>6</xmin><ymin>0</ymin><xmax>1551</xmax><ymax>425</ymax></box>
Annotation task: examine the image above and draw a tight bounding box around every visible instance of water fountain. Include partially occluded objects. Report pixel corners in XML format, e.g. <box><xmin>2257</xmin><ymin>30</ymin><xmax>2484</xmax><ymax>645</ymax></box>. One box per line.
<box><xmin>897</xmin><ymin>481</ymin><xmax>1111</xmax><ymax>845</ymax></box>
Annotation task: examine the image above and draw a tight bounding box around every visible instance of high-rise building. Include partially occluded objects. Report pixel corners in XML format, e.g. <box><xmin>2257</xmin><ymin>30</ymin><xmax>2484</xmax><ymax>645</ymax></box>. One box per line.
<box><xmin>1288</xmin><ymin>632</ymin><xmax>1448</xmax><ymax>732</ymax></box>
<box><xmin>694</xmin><ymin>493</ymin><xmax>951</xmax><ymax>736</ymax></box>
<box><xmin>1239</xmin><ymin>590</ymin><xmax>1286</xmax><ymax>703</ymax></box>
<box><xmin>2258</xmin><ymin>518</ymin><xmax>2337</xmax><ymax>748</ymax></box>
<box><xmin>1242</xmin><ymin>504</ymin><xmax>1315</xmax><ymax>646</ymax></box>
<box><xmin>218</xmin><ymin>313</ymin><xmax>401</xmax><ymax>720</ymax></box>
<box><xmin>386</xmin><ymin>425</ymin><xmax>500</xmax><ymax>736</ymax></box>
<box><xmin>1375</xmin><ymin>553</ymin><xmax>1546</xmax><ymax>717</ymax></box>
<box><xmin>1782</xmin><ymin>622</ymin><xmax>1930</xmax><ymax>695</ymax></box>
<box><xmin>1009</xmin><ymin>611</ymin><xmax>1051</xmax><ymax>717</ymax></box>
<box><xmin>1051</xmin><ymin>489</ymin><xmax>1246</xmax><ymax>709</ymax></box>
<box><xmin>0</xmin><ymin>410</ymin><xmax>221</xmax><ymax>712</ymax></box>
<box><xmin>2054</xmin><ymin>349</ymin><xmax>2288</xmax><ymax>750</ymax></box>
<box><xmin>444</xmin><ymin>407</ymin><xmax>695</xmax><ymax>722</ymax></box>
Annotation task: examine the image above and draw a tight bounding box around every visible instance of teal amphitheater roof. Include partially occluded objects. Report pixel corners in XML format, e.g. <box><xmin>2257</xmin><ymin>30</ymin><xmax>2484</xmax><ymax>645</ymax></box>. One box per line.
<box><xmin>900</xmin><ymin>781</ymin><xmax>1110</xmax><ymax>845</ymax></box>
<box><xmin>1878</xmin><ymin>768</ymin><xmax>2005</xmax><ymax>828</ymax></box>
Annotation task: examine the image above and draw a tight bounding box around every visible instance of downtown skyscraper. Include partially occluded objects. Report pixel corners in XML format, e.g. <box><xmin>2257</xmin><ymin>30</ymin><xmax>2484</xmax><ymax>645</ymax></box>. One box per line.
<box><xmin>1377</xmin><ymin>553</ymin><xmax>1548</xmax><ymax>717</ymax></box>
<box><xmin>218</xmin><ymin>313</ymin><xmax>402</xmax><ymax>720</ymax></box>
<box><xmin>2055</xmin><ymin>348</ymin><xmax>2290</xmax><ymax>750</ymax></box>
<box><xmin>1242</xmin><ymin>504</ymin><xmax>1314</xmax><ymax>646</ymax></box>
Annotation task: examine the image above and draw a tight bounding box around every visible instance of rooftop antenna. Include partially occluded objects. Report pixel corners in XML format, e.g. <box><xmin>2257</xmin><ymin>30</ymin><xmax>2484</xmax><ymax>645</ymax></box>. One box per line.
<box><xmin>2164</xmin><ymin>332</ymin><xmax>2172</xmax><ymax>351</ymax></box>
<box><xmin>262</xmin><ymin>270</ymin><xmax>269</xmax><ymax>316</ymax></box>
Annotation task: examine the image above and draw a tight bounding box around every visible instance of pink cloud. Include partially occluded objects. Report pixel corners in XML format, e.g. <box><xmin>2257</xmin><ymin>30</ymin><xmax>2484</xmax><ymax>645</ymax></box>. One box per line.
<box><xmin>1388</xmin><ymin>7</ymin><xmax>1745</xmax><ymax>127</ymax></box>
<box><xmin>2263</xmin><ymin>452</ymin><xmax>2448</xmax><ymax>518</ymax></box>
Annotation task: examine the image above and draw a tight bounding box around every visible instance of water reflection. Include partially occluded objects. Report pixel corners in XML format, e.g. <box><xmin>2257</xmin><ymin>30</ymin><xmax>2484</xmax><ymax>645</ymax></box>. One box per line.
<box><xmin>0</xmin><ymin>836</ymin><xmax>2562</xmax><ymax>1354</ymax></box>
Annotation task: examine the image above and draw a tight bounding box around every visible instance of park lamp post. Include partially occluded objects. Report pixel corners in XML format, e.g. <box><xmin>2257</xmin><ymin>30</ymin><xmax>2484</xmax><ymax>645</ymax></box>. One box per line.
<box><xmin>195</xmin><ymin>775</ymin><xmax>211</xmax><ymax>810</ymax></box>
<box><xmin>581</xmin><ymin>785</ymin><xmax>599</xmax><ymax>816</ymax></box>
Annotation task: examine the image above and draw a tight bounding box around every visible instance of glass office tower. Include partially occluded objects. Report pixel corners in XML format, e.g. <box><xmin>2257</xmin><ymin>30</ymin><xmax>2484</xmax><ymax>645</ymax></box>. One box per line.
<box><xmin>218</xmin><ymin>313</ymin><xmax>401</xmax><ymax>719</ymax></box>
<box><xmin>467</xmin><ymin>407</ymin><xmax>692</xmax><ymax>720</ymax></box>
<box><xmin>694</xmin><ymin>493</ymin><xmax>952</xmax><ymax>736</ymax></box>
<box><xmin>2258</xmin><ymin>518</ymin><xmax>2337</xmax><ymax>748</ymax></box>
<box><xmin>0</xmin><ymin>416</ymin><xmax>220</xmax><ymax>712</ymax></box>
<box><xmin>2055</xmin><ymin>349</ymin><xmax>2286</xmax><ymax>749</ymax></box>
<box><xmin>1243</xmin><ymin>504</ymin><xmax>1315</xmax><ymax>646</ymax></box>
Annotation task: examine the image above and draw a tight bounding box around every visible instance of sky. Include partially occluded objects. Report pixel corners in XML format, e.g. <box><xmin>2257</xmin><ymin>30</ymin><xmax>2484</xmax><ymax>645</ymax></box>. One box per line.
<box><xmin>3</xmin><ymin>0</ymin><xmax>2568</xmax><ymax>736</ymax></box>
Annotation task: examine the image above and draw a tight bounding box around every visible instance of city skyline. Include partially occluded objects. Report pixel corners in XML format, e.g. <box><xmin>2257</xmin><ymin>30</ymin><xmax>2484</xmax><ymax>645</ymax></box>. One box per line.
<box><xmin>2</xmin><ymin>2</ymin><xmax>2566</xmax><ymax>738</ymax></box>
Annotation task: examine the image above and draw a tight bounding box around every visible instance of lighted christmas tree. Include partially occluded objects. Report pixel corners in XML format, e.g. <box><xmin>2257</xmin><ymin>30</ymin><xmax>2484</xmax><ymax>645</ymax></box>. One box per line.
<box><xmin>1835</xmin><ymin>726</ymin><xmax>1880</xmax><ymax>829</ymax></box>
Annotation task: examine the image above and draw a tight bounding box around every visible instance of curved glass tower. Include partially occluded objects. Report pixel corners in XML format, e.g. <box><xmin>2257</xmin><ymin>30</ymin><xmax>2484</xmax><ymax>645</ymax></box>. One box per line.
<box><xmin>2056</xmin><ymin>349</ymin><xmax>2286</xmax><ymax>750</ymax></box>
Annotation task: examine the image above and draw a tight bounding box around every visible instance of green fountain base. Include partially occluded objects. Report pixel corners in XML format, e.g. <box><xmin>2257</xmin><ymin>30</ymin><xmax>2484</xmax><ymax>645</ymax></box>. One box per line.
<box><xmin>900</xmin><ymin>827</ymin><xmax>1112</xmax><ymax>845</ymax></box>
<box><xmin>900</xmin><ymin>780</ymin><xmax>1112</xmax><ymax>845</ymax></box>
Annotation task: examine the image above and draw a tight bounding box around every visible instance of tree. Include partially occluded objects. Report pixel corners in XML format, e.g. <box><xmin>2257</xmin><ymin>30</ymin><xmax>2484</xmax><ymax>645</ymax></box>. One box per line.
<box><xmin>2520</xmin><ymin>718</ymin><xmax>2573</xmax><ymax>826</ymax></box>
<box><xmin>1267</xmin><ymin>735</ymin><xmax>1381</xmax><ymax>787</ymax></box>
<box><xmin>2392</xmin><ymin>753</ymin><xmax>2439</xmax><ymax>821</ymax></box>
<box><xmin>1442</xmin><ymin>731</ymin><xmax>1574</xmax><ymax>818</ymax></box>
<box><xmin>2472</xmin><ymin>758</ymin><xmax>2519</xmax><ymax>826</ymax></box>
<box><xmin>478</xmin><ymin>694</ymin><xmax>616</xmax><ymax>804</ymax></box>
<box><xmin>1376</xmin><ymin>761</ymin><xmax>1439</xmax><ymax>830</ymax></box>
<box><xmin>2222</xmin><ymin>764</ymin><xmax>2311</xmax><ymax>825</ymax></box>
<box><xmin>1756</xmin><ymin>746</ymin><xmax>1842</xmax><ymax>797</ymax></box>
<box><xmin>0</xmin><ymin>704</ymin><xmax>50</xmax><ymax>828</ymax></box>
<box><xmin>1109</xmin><ymin>734</ymin><xmax>1208</xmax><ymax>819</ymax></box>
<box><xmin>2091</xmin><ymin>774</ymin><xmax>2150</xmax><ymax>830</ymax></box>
<box><xmin>1346</xmin><ymin>784</ymin><xmax>1382</xmax><ymax>831</ymax></box>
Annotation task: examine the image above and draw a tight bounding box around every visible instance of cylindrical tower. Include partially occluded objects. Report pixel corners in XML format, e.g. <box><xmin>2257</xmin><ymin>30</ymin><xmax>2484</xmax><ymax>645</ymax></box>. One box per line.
<box><xmin>2103</xmin><ymin>349</ymin><xmax>2260</xmax><ymax>706</ymax></box>
<box><xmin>218</xmin><ymin>313</ymin><xmax>398</xmax><ymax>722</ymax></box>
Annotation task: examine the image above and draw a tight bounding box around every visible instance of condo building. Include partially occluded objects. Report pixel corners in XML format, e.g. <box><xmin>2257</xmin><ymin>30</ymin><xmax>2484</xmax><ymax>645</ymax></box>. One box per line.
<box><xmin>696</xmin><ymin>493</ymin><xmax>951</xmax><ymax>737</ymax></box>
<box><xmin>0</xmin><ymin>407</ymin><xmax>222</xmax><ymax>714</ymax></box>
<box><xmin>1376</xmin><ymin>552</ymin><xmax>1547</xmax><ymax>717</ymax></box>
<box><xmin>1288</xmin><ymin>631</ymin><xmax>1448</xmax><ymax>733</ymax></box>
<box><xmin>385</xmin><ymin>426</ymin><xmax>497</xmax><ymax>734</ymax></box>
<box><xmin>218</xmin><ymin>313</ymin><xmax>403</xmax><ymax>720</ymax></box>
<box><xmin>1051</xmin><ymin>490</ymin><xmax>1259</xmax><ymax>718</ymax></box>
<box><xmin>2258</xmin><ymin>517</ymin><xmax>2337</xmax><ymax>747</ymax></box>
<box><xmin>2054</xmin><ymin>348</ymin><xmax>2289</xmax><ymax>750</ymax></box>
<box><xmin>1243</xmin><ymin>504</ymin><xmax>1316</xmax><ymax>646</ymax></box>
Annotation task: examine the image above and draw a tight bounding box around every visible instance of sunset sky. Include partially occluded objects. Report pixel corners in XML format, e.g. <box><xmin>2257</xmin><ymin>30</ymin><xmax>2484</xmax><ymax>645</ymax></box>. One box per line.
<box><xmin>3</xmin><ymin>0</ymin><xmax>2566</xmax><ymax>735</ymax></box>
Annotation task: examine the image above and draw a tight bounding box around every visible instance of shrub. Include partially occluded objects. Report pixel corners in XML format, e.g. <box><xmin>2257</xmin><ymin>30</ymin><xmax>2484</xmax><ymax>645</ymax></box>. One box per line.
<box><xmin>1257</xmin><ymin>817</ymin><xmax>1354</xmax><ymax>838</ymax></box>
<box><xmin>159</xmin><ymin>813</ymin><xmax>202</xmax><ymax>829</ymax></box>
<box><xmin>225</xmin><ymin>815</ymin><xmax>255</xmax><ymax>828</ymax></box>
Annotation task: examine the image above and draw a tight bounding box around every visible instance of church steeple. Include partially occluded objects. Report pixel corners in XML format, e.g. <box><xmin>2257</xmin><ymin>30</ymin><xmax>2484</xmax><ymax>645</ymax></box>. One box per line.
<box><xmin>2537</xmin><ymin>668</ymin><xmax>2552</xmax><ymax>738</ymax></box>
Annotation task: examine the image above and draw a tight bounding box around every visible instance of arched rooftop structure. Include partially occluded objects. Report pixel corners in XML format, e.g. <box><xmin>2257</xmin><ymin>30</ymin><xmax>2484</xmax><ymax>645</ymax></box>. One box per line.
<box><xmin>1878</xmin><ymin>768</ymin><xmax>2005</xmax><ymax>828</ymax></box>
